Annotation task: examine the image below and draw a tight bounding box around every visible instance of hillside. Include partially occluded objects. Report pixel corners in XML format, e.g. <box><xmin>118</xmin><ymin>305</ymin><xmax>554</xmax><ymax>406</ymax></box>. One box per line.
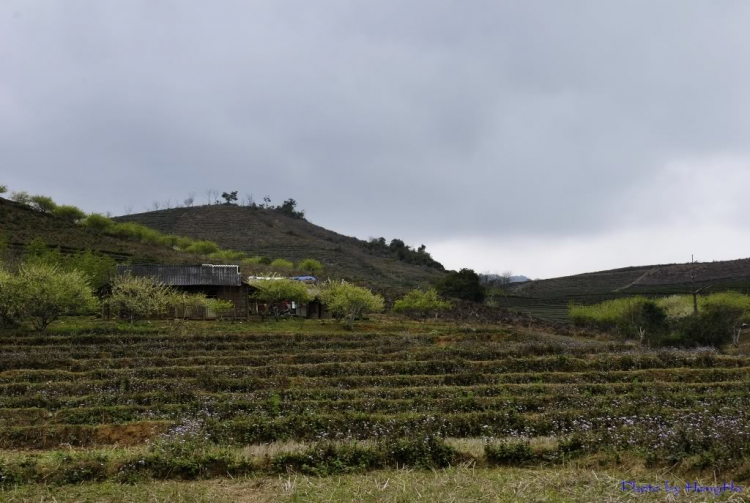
<box><xmin>114</xmin><ymin>205</ymin><xmax>445</xmax><ymax>288</ymax></box>
<box><xmin>495</xmin><ymin>258</ymin><xmax>750</xmax><ymax>323</ymax></box>
<box><xmin>0</xmin><ymin>197</ymin><xmax>202</xmax><ymax>264</ymax></box>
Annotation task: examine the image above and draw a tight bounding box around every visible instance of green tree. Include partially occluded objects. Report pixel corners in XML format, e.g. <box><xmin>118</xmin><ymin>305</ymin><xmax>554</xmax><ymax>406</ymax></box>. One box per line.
<box><xmin>393</xmin><ymin>288</ymin><xmax>451</xmax><ymax>320</ymax></box>
<box><xmin>436</xmin><ymin>269</ymin><xmax>486</xmax><ymax>303</ymax></box>
<box><xmin>221</xmin><ymin>191</ymin><xmax>238</xmax><ymax>205</ymax></box>
<box><xmin>297</xmin><ymin>258</ymin><xmax>323</xmax><ymax>274</ymax></box>
<box><xmin>11</xmin><ymin>263</ymin><xmax>99</xmax><ymax>331</ymax></box>
<box><xmin>319</xmin><ymin>280</ymin><xmax>385</xmax><ymax>330</ymax></box>
<box><xmin>29</xmin><ymin>195</ymin><xmax>57</xmax><ymax>214</ymax></box>
<box><xmin>249</xmin><ymin>278</ymin><xmax>313</xmax><ymax>320</ymax></box>
<box><xmin>0</xmin><ymin>184</ymin><xmax>7</xmax><ymax>194</ymax></box>
<box><xmin>701</xmin><ymin>292</ymin><xmax>750</xmax><ymax>346</ymax></box>
<box><xmin>107</xmin><ymin>274</ymin><xmax>174</xmax><ymax>325</ymax></box>
<box><xmin>53</xmin><ymin>205</ymin><xmax>87</xmax><ymax>223</ymax></box>
<box><xmin>10</xmin><ymin>191</ymin><xmax>32</xmax><ymax>206</ymax></box>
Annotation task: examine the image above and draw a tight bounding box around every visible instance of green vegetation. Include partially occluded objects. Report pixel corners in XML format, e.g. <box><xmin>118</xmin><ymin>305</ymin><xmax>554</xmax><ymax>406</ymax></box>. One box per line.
<box><xmin>319</xmin><ymin>280</ymin><xmax>385</xmax><ymax>329</ymax></box>
<box><xmin>270</xmin><ymin>258</ymin><xmax>294</xmax><ymax>270</ymax></box>
<box><xmin>53</xmin><ymin>204</ymin><xmax>87</xmax><ymax>223</ymax></box>
<box><xmin>393</xmin><ymin>288</ymin><xmax>451</xmax><ymax>320</ymax></box>
<box><xmin>249</xmin><ymin>278</ymin><xmax>313</xmax><ymax>320</ymax></box>
<box><xmin>570</xmin><ymin>292</ymin><xmax>750</xmax><ymax>347</ymax></box>
<box><xmin>436</xmin><ymin>268</ymin><xmax>486</xmax><ymax>302</ymax></box>
<box><xmin>0</xmin><ymin>184</ymin><xmax>6</xmax><ymax>194</ymax></box>
<box><xmin>3</xmin><ymin>319</ymin><xmax>750</xmax><ymax>491</ymax></box>
<box><xmin>365</xmin><ymin>237</ymin><xmax>444</xmax><ymax>270</ymax></box>
<box><xmin>297</xmin><ymin>258</ymin><xmax>323</xmax><ymax>274</ymax></box>
<box><xmin>107</xmin><ymin>274</ymin><xmax>234</xmax><ymax>325</ymax></box>
<box><xmin>0</xmin><ymin>262</ymin><xmax>99</xmax><ymax>331</ymax></box>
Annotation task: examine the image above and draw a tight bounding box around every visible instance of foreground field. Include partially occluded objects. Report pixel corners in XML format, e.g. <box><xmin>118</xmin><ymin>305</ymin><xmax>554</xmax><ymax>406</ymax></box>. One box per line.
<box><xmin>4</xmin><ymin>467</ymin><xmax>747</xmax><ymax>502</ymax></box>
<box><xmin>2</xmin><ymin>318</ymin><xmax>750</xmax><ymax>497</ymax></box>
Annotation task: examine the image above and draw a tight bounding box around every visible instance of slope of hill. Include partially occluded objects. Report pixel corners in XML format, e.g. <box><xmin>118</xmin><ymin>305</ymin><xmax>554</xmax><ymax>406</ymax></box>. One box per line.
<box><xmin>115</xmin><ymin>205</ymin><xmax>445</xmax><ymax>288</ymax></box>
<box><xmin>0</xmin><ymin>197</ymin><xmax>201</xmax><ymax>264</ymax></box>
<box><xmin>496</xmin><ymin>258</ymin><xmax>750</xmax><ymax>323</ymax></box>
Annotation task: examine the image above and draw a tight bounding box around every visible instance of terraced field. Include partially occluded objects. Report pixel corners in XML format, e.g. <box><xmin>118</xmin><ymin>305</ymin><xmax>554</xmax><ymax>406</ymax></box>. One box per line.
<box><xmin>2</xmin><ymin>321</ymin><xmax>750</xmax><ymax>489</ymax></box>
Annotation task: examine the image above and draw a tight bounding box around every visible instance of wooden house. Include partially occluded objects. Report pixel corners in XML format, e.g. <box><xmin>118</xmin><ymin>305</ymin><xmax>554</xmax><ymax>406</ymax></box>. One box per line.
<box><xmin>116</xmin><ymin>264</ymin><xmax>253</xmax><ymax>319</ymax></box>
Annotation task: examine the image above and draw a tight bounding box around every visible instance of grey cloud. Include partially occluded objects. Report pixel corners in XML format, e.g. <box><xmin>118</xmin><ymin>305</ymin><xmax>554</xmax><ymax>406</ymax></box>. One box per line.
<box><xmin>2</xmin><ymin>0</ymin><xmax>750</xmax><ymax>249</ymax></box>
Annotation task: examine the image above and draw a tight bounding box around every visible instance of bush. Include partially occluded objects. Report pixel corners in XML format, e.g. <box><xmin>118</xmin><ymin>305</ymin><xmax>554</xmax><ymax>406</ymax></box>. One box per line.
<box><xmin>53</xmin><ymin>205</ymin><xmax>87</xmax><ymax>223</ymax></box>
<box><xmin>107</xmin><ymin>274</ymin><xmax>174</xmax><ymax>325</ymax></box>
<box><xmin>297</xmin><ymin>258</ymin><xmax>323</xmax><ymax>274</ymax></box>
<box><xmin>2</xmin><ymin>263</ymin><xmax>99</xmax><ymax>331</ymax></box>
<box><xmin>82</xmin><ymin>213</ymin><xmax>114</xmax><ymax>232</ymax></box>
<box><xmin>270</xmin><ymin>258</ymin><xmax>294</xmax><ymax>270</ymax></box>
<box><xmin>318</xmin><ymin>280</ymin><xmax>385</xmax><ymax>329</ymax></box>
<box><xmin>208</xmin><ymin>250</ymin><xmax>246</xmax><ymax>262</ymax></box>
<box><xmin>436</xmin><ymin>268</ymin><xmax>485</xmax><ymax>303</ymax></box>
<box><xmin>29</xmin><ymin>195</ymin><xmax>57</xmax><ymax>213</ymax></box>
<box><xmin>393</xmin><ymin>288</ymin><xmax>451</xmax><ymax>320</ymax></box>
<box><xmin>184</xmin><ymin>240</ymin><xmax>220</xmax><ymax>255</ymax></box>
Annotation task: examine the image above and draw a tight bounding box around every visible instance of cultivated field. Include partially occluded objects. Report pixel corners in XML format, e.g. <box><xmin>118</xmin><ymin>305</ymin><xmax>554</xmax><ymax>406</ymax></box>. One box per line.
<box><xmin>2</xmin><ymin>318</ymin><xmax>750</xmax><ymax>501</ymax></box>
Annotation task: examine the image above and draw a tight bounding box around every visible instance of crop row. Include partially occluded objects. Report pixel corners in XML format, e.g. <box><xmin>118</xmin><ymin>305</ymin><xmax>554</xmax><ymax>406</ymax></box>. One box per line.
<box><xmin>3</xmin><ymin>405</ymin><xmax>748</xmax><ymax>449</ymax></box>
<box><xmin>1</xmin><ymin>390</ymin><xmax>748</xmax><ymax>427</ymax></box>
<box><xmin>2</xmin><ymin>379</ymin><xmax>747</xmax><ymax>411</ymax></box>
<box><xmin>1</xmin><ymin>352</ymin><xmax>745</xmax><ymax>379</ymax></box>
<box><xmin>3</xmin><ymin>367</ymin><xmax>749</xmax><ymax>398</ymax></box>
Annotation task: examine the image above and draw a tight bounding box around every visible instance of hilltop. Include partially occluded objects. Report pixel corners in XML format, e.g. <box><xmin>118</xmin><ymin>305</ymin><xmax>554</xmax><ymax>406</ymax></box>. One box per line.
<box><xmin>114</xmin><ymin>205</ymin><xmax>445</xmax><ymax>289</ymax></box>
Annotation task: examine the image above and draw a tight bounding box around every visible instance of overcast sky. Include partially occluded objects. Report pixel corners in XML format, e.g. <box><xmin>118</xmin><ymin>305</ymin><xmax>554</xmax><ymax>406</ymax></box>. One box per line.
<box><xmin>2</xmin><ymin>1</ymin><xmax>750</xmax><ymax>278</ymax></box>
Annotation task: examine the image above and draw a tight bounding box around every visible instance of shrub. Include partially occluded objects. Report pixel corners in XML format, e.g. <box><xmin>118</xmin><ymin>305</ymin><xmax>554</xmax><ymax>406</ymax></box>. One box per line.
<box><xmin>297</xmin><ymin>258</ymin><xmax>323</xmax><ymax>274</ymax></box>
<box><xmin>0</xmin><ymin>267</ymin><xmax>24</xmax><ymax>326</ymax></box>
<box><xmin>27</xmin><ymin>194</ymin><xmax>57</xmax><ymax>214</ymax></box>
<box><xmin>242</xmin><ymin>256</ymin><xmax>264</xmax><ymax>266</ymax></box>
<box><xmin>318</xmin><ymin>280</ymin><xmax>385</xmax><ymax>329</ymax></box>
<box><xmin>393</xmin><ymin>288</ymin><xmax>451</xmax><ymax>320</ymax></box>
<box><xmin>436</xmin><ymin>268</ymin><xmax>485</xmax><ymax>303</ymax></box>
<box><xmin>82</xmin><ymin>213</ymin><xmax>114</xmax><ymax>232</ymax></box>
<box><xmin>53</xmin><ymin>204</ymin><xmax>87</xmax><ymax>223</ymax></box>
<box><xmin>185</xmin><ymin>240</ymin><xmax>220</xmax><ymax>255</ymax></box>
<box><xmin>270</xmin><ymin>258</ymin><xmax>294</xmax><ymax>270</ymax></box>
<box><xmin>209</xmin><ymin>250</ymin><xmax>247</xmax><ymax>262</ymax></box>
<box><xmin>107</xmin><ymin>274</ymin><xmax>174</xmax><ymax>325</ymax></box>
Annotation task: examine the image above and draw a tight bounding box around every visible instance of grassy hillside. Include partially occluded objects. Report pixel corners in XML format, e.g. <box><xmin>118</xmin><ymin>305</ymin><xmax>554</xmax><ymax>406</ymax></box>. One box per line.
<box><xmin>0</xmin><ymin>197</ymin><xmax>201</xmax><ymax>264</ymax></box>
<box><xmin>497</xmin><ymin>258</ymin><xmax>750</xmax><ymax>323</ymax></box>
<box><xmin>115</xmin><ymin>205</ymin><xmax>445</xmax><ymax>288</ymax></box>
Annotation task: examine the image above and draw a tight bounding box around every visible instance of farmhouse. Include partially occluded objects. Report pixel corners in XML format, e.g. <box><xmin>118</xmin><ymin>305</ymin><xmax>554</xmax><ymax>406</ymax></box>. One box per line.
<box><xmin>116</xmin><ymin>264</ymin><xmax>253</xmax><ymax>319</ymax></box>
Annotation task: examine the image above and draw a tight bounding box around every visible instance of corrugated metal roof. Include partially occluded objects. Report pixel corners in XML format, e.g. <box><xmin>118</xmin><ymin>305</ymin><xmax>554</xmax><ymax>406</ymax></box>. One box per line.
<box><xmin>116</xmin><ymin>264</ymin><xmax>243</xmax><ymax>286</ymax></box>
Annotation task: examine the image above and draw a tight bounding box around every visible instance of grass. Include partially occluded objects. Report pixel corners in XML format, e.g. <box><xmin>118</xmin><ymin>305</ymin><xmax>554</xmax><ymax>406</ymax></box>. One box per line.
<box><xmin>3</xmin><ymin>467</ymin><xmax>747</xmax><ymax>502</ymax></box>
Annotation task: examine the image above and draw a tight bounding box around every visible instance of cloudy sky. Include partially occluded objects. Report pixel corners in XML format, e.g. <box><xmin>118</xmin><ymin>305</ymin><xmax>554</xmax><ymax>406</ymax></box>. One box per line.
<box><xmin>2</xmin><ymin>1</ymin><xmax>750</xmax><ymax>278</ymax></box>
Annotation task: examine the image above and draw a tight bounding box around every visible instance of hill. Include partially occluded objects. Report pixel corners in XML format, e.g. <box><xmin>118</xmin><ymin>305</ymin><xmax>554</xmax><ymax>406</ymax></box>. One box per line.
<box><xmin>0</xmin><ymin>197</ymin><xmax>201</xmax><ymax>264</ymax></box>
<box><xmin>114</xmin><ymin>205</ymin><xmax>445</xmax><ymax>289</ymax></box>
<box><xmin>495</xmin><ymin>258</ymin><xmax>750</xmax><ymax>323</ymax></box>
